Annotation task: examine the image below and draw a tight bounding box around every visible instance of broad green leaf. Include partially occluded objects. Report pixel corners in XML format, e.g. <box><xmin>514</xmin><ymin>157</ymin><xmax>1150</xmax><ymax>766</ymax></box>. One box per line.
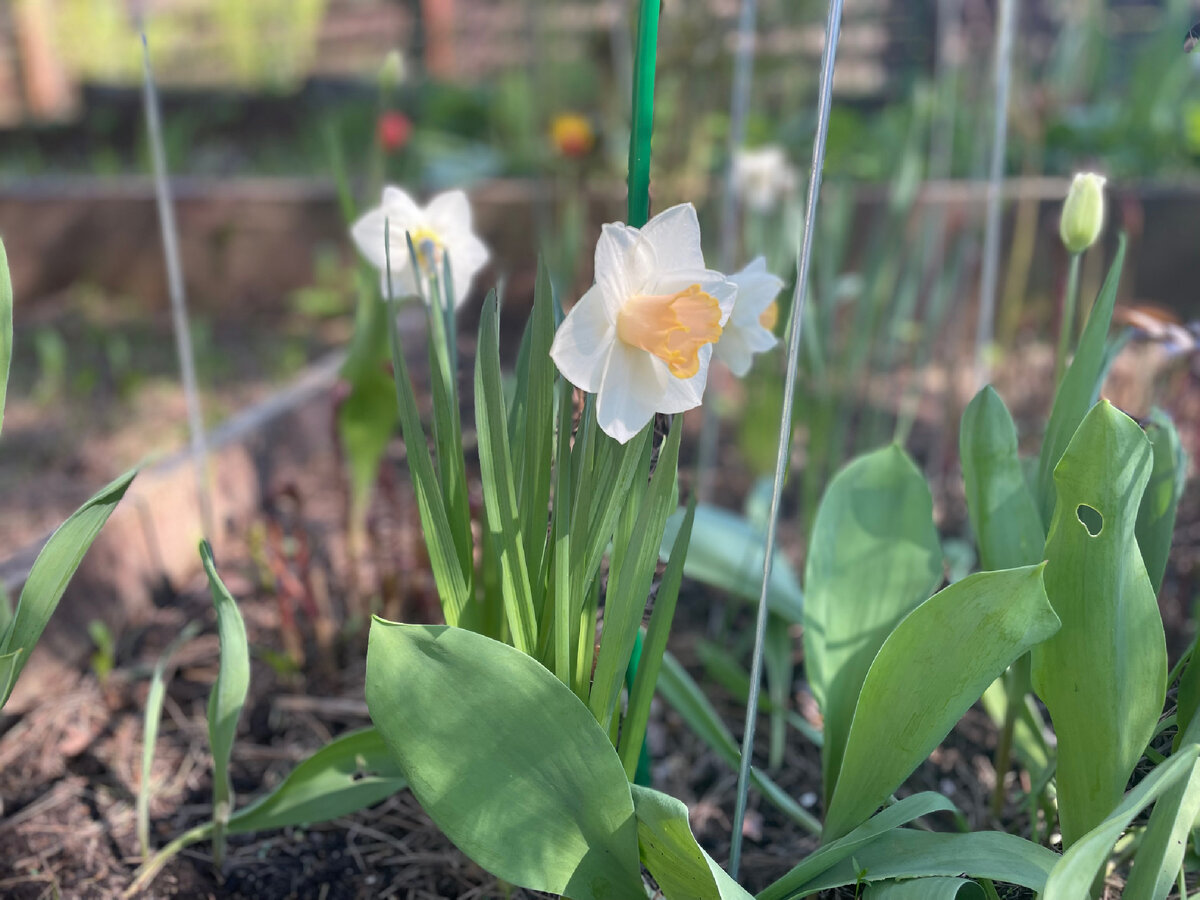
<box><xmin>1136</xmin><ymin>408</ymin><xmax>1186</xmax><ymax>595</ymax></box>
<box><xmin>620</xmin><ymin>498</ymin><xmax>695</xmax><ymax>779</ymax></box>
<box><xmin>1042</xmin><ymin>745</ymin><xmax>1200</xmax><ymax>900</ymax></box>
<box><xmin>201</xmin><ymin>541</ymin><xmax>250</xmax><ymax>868</ymax></box>
<box><xmin>1</xmin><ymin>468</ymin><xmax>136</xmax><ymax>708</ymax></box>
<box><xmin>777</xmin><ymin>829</ymin><xmax>1058</xmax><ymax>897</ymax></box>
<box><xmin>365</xmin><ymin>622</ymin><xmax>643</xmax><ymax>899</ymax></box>
<box><xmin>229</xmin><ymin>728</ymin><xmax>406</xmax><ymax>834</ymax></box>
<box><xmin>803</xmin><ymin>444</ymin><xmax>942</xmax><ymax>804</ymax></box>
<box><xmin>590</xmin><ymin>417</ymin><xmax>681</xmax><ymax>729</ymax></box>
<box><xmin>758</xmin><ymin>792</ymin><xmax>958</xmax><ymax>900</ymax></box>
<box><xmin>1123</xmin><ymin>756</ymin><xmax>1200</xmax><ymax>900</ymax></box>
<box><xmin>1036</xmin><ymin>237</ymin><xmax>1126</xmax><ymax>526</ymax></box>
<box><xmin>960</xmin><ymin>386</ymin><xmax>1044</xmax><ymax>570</ymax></box>
<box><xmin>1030</xmin><ymin>401</ymin><xmax>1167</xmax><ymax>848</ymax></box>
<box><xmin>824</xmin><ymin>565</ymin><xmax>1058</xmax><ymax>840</ymax></box>
<box><xmin>631</xmin><ymin>785</ymin><xmax>754</xmax><ymax>900</ymax></box>
<box><xmin>864</xmin><ymin>878</ymin><xmax>984</xmax><ymax>900</ymax></box>
<box><xmin>658</xmin><ymin>652</ymin><xmax>821</xmax><ymax>835</ymax></box>
<box><xmin>0</xmin><ymin>237</ymin><xmax>11</xmax><ymax>436</ymax></box>
<box><xmin>660</xmin><ymin>504</ymin><xmax>804</xmax><ymax>623</ymax></box>
<box><xmin>337</xmin><ymin>367</ymin><xmax>399</xmax><ymax>537</ymax></box>
<box><xmin>475</xmin><ymin>292</ymin><xmax>538</xmax><ymax>654</ymax></box>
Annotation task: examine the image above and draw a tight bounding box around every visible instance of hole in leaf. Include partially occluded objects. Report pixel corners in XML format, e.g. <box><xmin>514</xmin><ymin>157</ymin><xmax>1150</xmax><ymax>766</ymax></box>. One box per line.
<box><xmin>1076</xmin><ymin>504</ymin><xmax>1103</xmax><ymax>537</ymax></box>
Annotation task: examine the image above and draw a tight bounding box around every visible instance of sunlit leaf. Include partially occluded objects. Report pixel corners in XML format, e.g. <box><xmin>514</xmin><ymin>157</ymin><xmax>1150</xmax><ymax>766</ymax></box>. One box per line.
<box><xmin>1031</xmin><ymin>400</ymin><xmax>1167</xmax><ymax>848</ymax></box>
<box><xmin>365</xmin><ymin>622</ymin><xmax>643</xmax><ymax>899</ymax></box>
<box><xmin>803</xmin><ymin>444</ymin><xmax>942</xmax><ymax>804</ymax></box>
<box><xmin>0</xmin><ymin>468</ymin><xmax>136</xmax><ymax>709</ymax></box>
<box><xmin>1136</xmin><ymin>408</ymin><xmax>1187</xmax><ymax>595</ymax></box>
<box><xmin>1123</xmin><ymin>755</ymin><xmax>1200</xmax><ymax>900</ymax></box>
<box><xmin>824</xmin><ymin>566</ymin><xmax>1058</xmax><ymax>840</ymax></box>
<box><xmin>864</xmin><ymin>877</ymin><xmax>984</xmax><ymax>899</ymax></box>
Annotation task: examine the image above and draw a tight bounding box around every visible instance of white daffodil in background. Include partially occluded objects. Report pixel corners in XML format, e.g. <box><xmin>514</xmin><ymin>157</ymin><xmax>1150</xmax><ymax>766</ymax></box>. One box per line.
<box><xmin>350</xmin><ymin>186</ymin><xmax>490</xmax><ymax>308</ymax></box>
<box><xmin>714</xmin><ymin>257</ymin><xmax>784</xmax><ymax>377</ymax></box>
<box><xmin>732</xmin><ymin>145</ymin><xmax>797</xmax><ymax>213</ymax></box>
<box><xmin>550</xmin><ymin>203</ymin><xmax>737</xmax><ymax>444</ymax></box>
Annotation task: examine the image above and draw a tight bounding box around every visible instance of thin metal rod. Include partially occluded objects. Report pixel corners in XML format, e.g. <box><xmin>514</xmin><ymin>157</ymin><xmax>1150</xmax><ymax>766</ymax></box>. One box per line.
<box><xmin>973</xmin><ymin>0</ymin><xmax>1017</xmax><ymax>390</ymax></box>
<box><xmin>728</xmin><ymin>0</ymin><xmax>844</xmax><ymax>877</ymax></box>
<box><xmin>698</xmin><ymin>0</ymin><xmax>760</xmax><ymax>503</ymax></box>
<box><xmin>140</xmin><ymin>30</ymin><xmax>214</xmax><ymax>542</ymax></box>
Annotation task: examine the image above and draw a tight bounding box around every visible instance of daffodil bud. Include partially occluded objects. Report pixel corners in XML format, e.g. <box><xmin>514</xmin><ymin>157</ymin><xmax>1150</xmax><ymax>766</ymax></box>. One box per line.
<box><xmin>1059</xmin><ymin>172</ymin><xmax>1106</xmax><ymax>255</ymax></box>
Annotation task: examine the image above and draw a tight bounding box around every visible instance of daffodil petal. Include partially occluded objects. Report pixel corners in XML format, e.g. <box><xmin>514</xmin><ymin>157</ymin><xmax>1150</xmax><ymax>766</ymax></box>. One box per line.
<box><xmin>425</xmin><ymin>190</ymin><xmax>474</xmax><ymax>234</ymax></box>
<box><xmin>638</xmin><ymin>203</ymin><xmax>706</xmax><ymax>273</ymax></box>
<box><xmin>596</xmin><ymin>345</ymin><xmax>662</xmax><ymax>443</ymax></box>
<box><xmin>714</xmin><ymin>332</ymin><xmax>755</xmax><ymax>377</ymax></box>
<box><xmin>550</xmin><ymin>284</ymin><xmax>616</xmax><ymax>395</ymax></box>
<box><xmin>595</xmin><ymin>223</ymin><xmax>641</xmax><ymax>317</ymax></box>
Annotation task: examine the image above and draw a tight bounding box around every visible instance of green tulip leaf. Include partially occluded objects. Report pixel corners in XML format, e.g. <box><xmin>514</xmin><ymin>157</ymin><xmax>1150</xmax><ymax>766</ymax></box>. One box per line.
<box><xmin>864</xmin><ymin>877</ymin><xmax>984</xmax><ymax>900</ymax></box>
<box><xmin>1136</xmin><ymin>408</ymin><xmax>1187</xmax><ymax>595</ymax></box>
<box><xmin>804</xmin><ymin>444</ymin><xmax>943</xmax><ymax>804</ymax></box>
<box><xmin>1031</xmin><ymin>400</ymin><xmax>1167</xmax><ymax>848</ymax></box>
<box><xmin>365</xmin><ymin>622</ymin><xmax>643</xmax><ymax>899</ymax></box>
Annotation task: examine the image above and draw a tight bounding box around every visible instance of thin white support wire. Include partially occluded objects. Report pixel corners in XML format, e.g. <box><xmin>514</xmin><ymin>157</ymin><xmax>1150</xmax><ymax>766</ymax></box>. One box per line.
<box><xmin>973</xmin><ymin>0</ymin><xmax>1017</xmax><ymax>391</ymax></box>
<box><xmin>698</xmin><ymin>0</ymin><xmax>760</xmax><ymax>503</ymax></box>
<box><xmin>728</xmin><ymin>0</ymin><xmax>844</xmax><ymax>879</ymax></box>
<box><xmin>140</xmin><ymin>30</ymin><xmax>214</xmax><ymax>542</ymax></box>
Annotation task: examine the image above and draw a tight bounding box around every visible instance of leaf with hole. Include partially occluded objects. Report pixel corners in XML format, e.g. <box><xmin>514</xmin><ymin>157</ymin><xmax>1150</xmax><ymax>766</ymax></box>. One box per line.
<box><xmin>1030</xmin><ymin>400</ymin><xmax>1167</xmax><ymax>849</ymax></box>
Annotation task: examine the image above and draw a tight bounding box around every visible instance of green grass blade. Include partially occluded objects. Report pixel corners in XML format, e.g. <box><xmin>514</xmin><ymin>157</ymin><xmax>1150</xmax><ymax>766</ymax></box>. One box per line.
<box><xmin>803</xmin><ymin>444</ymin><xmax>942</xmax><ymax>805</ymax></box>
<box><xmin>550</xmin><ymin>377</ymin><xmax>575</xmax><ymax>685</ymax></box>
<box><xmin>1</xmin><ymin>468</ymin><xmax>137</xmax><ymax>709</ymax></box>
<box><xmin>200</xmin><ymin>541</ymin><xmax>250</xmax><ymax>870</ymax></box>
<box><xmin>960</xmin><ymin>386</ymin><xmax>1044</xmax><ymax>570</ymax></box>
<box><xmin>1031</xmin><ymin>400</ymin><xmax>1166</xmax><ymax>849</ymax></box>
<box><xmin>589</xmin><ymin>417</ymin><xmax>681</xmax><ymax>729</ymax></box>
<box><xmin>517</xmin><ymin>256</ymin><xmax>556</xmax><ymax>575</ymax></box>
<box><xmin>0</xmin><ymin>237</ymin><xmax>11</xmax><ymax>437</ymax></box>
<box><xmin>658</xmin><ymin>652</ymin><xmax>820</xmax><ymax>835</ymax></box>
<box><xmin>619</xmin><ymin>497</ymin><xmax>695</xmax><ymax>778</ymax></box>
<box><xmin>474</xmin><ymin>291</ymin><xmax>538</xmax><ymax>654</ymax></box>
<box><xmin>138</xmin><ymin>621</ymin><xmax>201</xmax><ymax>858</ymax></box>
<box><xmin>1136</xmin><ymin>408</ymin><xmax>1187</xmax><ymax>595</ymax></box>
<box><xmin>1035</xmin><ymin>237</ymin><xmax>1126</xmax><ymax>526</ymax></box>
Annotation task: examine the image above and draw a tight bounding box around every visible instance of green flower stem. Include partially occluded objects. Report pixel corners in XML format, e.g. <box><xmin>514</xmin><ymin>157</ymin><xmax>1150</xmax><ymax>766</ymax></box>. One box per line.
<box><xmin>626</xmin><ymin>0</ymin><xmax>661</xmax><ymax>228</ymax></box>
<box><xmin>1053</xmin><ymin>252</ymin><xmax>1082</xmax><ymax>386</ymax></box>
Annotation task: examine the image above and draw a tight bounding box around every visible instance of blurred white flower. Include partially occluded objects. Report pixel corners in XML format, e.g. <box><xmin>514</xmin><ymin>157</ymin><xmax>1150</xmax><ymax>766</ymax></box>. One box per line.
<box><xmin>732</xmin><ymin>145</ymin><xmax>797</xmax><ymax>213</ymax></box>
<box><xmin>550</xmin><ymin>204</ymin><xmax>737</xmax><ymax>444</ymax></box>
<box><xmin>714</xmin><ymin>257</ymin><xmax>784</xmax><ymax>377</ymax></box>
<box><xmin>350</xmin><ymin>187</ymin><xmax>489</xmax><ymax>307</ymax></box>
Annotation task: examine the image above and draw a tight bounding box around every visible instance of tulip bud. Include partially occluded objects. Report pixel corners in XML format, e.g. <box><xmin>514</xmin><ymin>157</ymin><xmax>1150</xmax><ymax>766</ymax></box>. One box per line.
<box><xmin>1059</xmin><ymin>172</ymin><xmax>1106</xmax><ymax>254</ymax></box>
<box><xmin>379</xmin><ymin>51</ymin><xmax>405</xmax><ymax>93</ymax></box>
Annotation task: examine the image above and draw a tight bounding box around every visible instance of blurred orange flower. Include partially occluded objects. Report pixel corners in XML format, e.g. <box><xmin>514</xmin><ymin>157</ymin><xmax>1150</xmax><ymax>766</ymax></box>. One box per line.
<box><xmin>550</xmin><ymin>113</ymin><xmax>595</xmax><ymax>158</ymax></box>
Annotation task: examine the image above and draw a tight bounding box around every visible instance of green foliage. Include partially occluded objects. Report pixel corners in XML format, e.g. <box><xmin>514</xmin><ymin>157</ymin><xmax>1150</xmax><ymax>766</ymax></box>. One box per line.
<box><xmin>0</xmin><ymin>469</ymin><xmax>137</xmax><ymax>709</ymax></box>
<box><xmin>201</xmin><ymin>541</ymin><xmax>251</xmax><ymax>869</ymax></box>
<box><xmin>823</xmin><ymin>566</ymin><xmax>1059</xmax><ymax>841</ymax></box>
<box><xmin>1136</xmin><ymin>408</ymin><xmax>1187</xmax><ymax>595</ymax></box>
<box><xmin>365</xmin><ymin>623</ymin><xmax>643</xmax><ymax>899</ymax></box>
<box><xmin>0</xmin><ymin>238</ymin><xmax>10</xmax><ymax>436</ymax></box>
<box><xmin>864</xmin><ymin>878</ymin><xmax>985</xmax><ymax>899</ymax></box>
<box><xmin>1030</xmin><ymin>401</ymin><xmax>1167</xmax><ymax>849</ymax></box>
<box><xmin>803</xmin><ymin>444</ymin><xmax>942</xmax><ymax>805</ymax></box>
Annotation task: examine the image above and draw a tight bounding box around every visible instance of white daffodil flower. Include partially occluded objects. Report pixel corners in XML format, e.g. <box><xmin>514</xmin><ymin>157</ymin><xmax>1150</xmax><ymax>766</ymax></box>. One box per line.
<box><xmin>550</xmin><ymin>203</ymin><xmax>737</xmax><ymax>444</ymax></box>
<box><xmin>714</xmin><ymin>257</ymin><xmax>784</xmax><ymax>377</ymax></box>
<box><xmin>350</xmin><ymin>186</ymin><xmax>489</xmax><ymax>308</ymax></box>
<box><xmin>732</xmin><ymin>145</ymin><xmax>797</xmax><ymax>213</ymax></box>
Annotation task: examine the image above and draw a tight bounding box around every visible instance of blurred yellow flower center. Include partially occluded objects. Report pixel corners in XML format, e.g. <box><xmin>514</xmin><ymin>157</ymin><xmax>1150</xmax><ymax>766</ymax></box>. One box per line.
<box><xmin>408</xmin><ymin>226</ymin><xmax>444</xmax><ymax>276</ymax></box>
<box><xmin>551</xmin><ymin>113</ymin><xmax>595</xmax><ymax>158</ymax></box>
<box><xmin>616</xmin><ymin>284</ymin><xmax>723</xmax><ymax>378</ymax></box>
<box><xmin>759</xmin><ymin>301</ymin><xmax>779</xmax><ymax>331</ymax></box>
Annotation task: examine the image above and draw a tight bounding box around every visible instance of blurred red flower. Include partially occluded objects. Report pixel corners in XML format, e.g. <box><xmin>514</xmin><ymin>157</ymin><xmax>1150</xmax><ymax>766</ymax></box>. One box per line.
<box><xmin>377</xmin><ymin>111</ymin><xmax>412</xmax><ymax>153</ymax></box>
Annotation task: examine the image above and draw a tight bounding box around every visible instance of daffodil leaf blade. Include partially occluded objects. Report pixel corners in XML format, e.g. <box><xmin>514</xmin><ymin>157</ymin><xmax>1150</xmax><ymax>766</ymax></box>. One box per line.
<box><xmin>337</xmin><ymin>367</ymin><xmax>399</xmax><ymax>534</ymax></box>
<box><xmin>365</xmin><ymin>621</ymin><xmax>643</xmax><ymax>899</ymax></box>
<box><xmin>960</xmin><ymin>385</ymin><xmax>1044</xmax><ymax>570</ymax></box>
<box><xmin>515</xmin><ymin>256</ymin><xmax>556</xmax><ymax>574</ymax></box>
<box><xmin>474</xmin><ymin>291</ymin><xmax>538</xmax><ymax>654</ymax></box>
<box><xmin>1</xmin><ymin>467</ymin><xmax>136</xmax><ymax>709</ymax></box>
<box><xmin>589</xmin><ymin>416</ymin><xmax>681</xmax><ymax>729</ymax></box>
<box><xmin>1035</xmin><ymin>236</ymin><xmax>1126</xmax><ymax>526</ymax></box>
<box><xmin>1042</xmin><ymin>745</ymin><xmax>1200</xmax><ymax>900</ymax></box>
<box><xmin>822</xmin><ymin>565</ymin><xmax>1059</xmax><ymax>841</ymax></box>
<box><xmin>1122</xmin><ymin>755</ymin><xmax>1200</xmax><ymax>900</ymax></box>
<box><xmin>802</xmin><ymin>444</ymin><xmax>943</xmax><ymax>805</ymax></box>
<box><xmin>1136</xmin><ymin>407</ymin><xmax>1187</xmax><ymax>596</ymax></box>
<box><xmin>1030</xmin><ymin>400</ymin><xmax>1167</xmax><ymax>848</ymax></box>
<box><xmin>631</xmin><ymin>784</ymin><xmax>754</xmax><ymax>900</ymax></box>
